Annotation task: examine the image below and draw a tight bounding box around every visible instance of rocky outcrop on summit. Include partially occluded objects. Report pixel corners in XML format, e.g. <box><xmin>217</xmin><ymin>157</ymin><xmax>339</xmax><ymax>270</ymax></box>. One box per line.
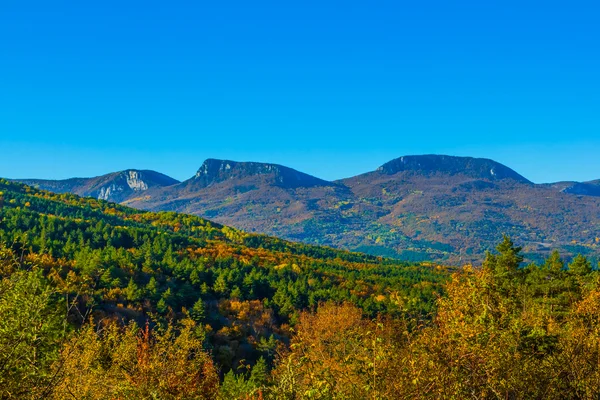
<box><xmin>190</xmin><ymin>159</ymin><xmax>334</xmax><ymax>189</ymax></box>
<box><xmin>377</xmin><ymin>155</ymin><xmax>532</xmax><ymax>183</ymax></box>
<box><xmin>17</xmin><ymin>170</ymin><xmax>179</xmax><ymax>203</ymax></box>
<box><xmin>96</xmin><ymin>171</ymin><xmax>156</xmax><ymax>200</ymax></box>
<box><xmin>125</xmin><ymin>170</ymin><xmax>150</xmax><ymax>191</ymax></box>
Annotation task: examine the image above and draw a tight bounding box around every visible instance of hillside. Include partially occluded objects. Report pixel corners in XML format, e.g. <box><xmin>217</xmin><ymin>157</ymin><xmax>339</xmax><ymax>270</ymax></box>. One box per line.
<box><xmin>2</xmin><ymin>180</ymin><xmax>600</xmax><ymax>398</ymax></box>
<box><xmin>0</xmin><ymin>179</ymin><xmax>445</xmax><ymax>374</ymax></box>
<box><xmin>338</xmin><ymin>157</ymin><xmax>600</xmax><ymax>263</ymax></box>
<box><xmin>15</xmin><ymin>155</ymin><xmax>600</xmax><ymax>263</ymax></box>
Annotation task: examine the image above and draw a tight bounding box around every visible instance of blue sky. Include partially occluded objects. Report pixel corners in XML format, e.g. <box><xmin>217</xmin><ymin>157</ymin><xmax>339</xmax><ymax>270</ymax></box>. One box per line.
<box><xmin>1</xmin><ymin>1</ymin><xmax>599</xmax><ymax>183</ymax></box>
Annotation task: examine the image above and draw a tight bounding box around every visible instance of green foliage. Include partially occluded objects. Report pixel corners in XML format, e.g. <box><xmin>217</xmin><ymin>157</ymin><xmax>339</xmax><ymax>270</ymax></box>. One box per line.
<box><xmin>0</xmin><ymin>262</ymin><xmax>66</xmax><ymax>399</ymax></box>
<box><xmin>1</xmin><ymin>176</ymin><xmax>599</xmax><ymax>398</ymax></box>
<box><xmin>220</xmin><ymin>357</ymin><xmax>269</xmax><ymax>399</ymax></box>
<box><xmin>250</xmin><ymin>356</ymin><xmax>269</xmax><ymax>387</ymax></box>
<box><xmin>569</xmin><ymin>253</ymin><xmax>592</xmax><ymax>275</ymax></box>
<box><xmin>191</xmin><ymin>298</ymin><xmax>206</xmax><ymax>323</ymax></box>
<box><xmin>483</xmin><ymin>234</ymin><xmax>524</xmax><ymax>292</ymax></box>
<box><xmin>0</xmin><ymin>179</ymin><xmax>446</xmax><ymax>379</ymax></box>
<box><xmin>271</xmin><ymin>243</ymin><xmax>600</xmax><ymax>399</ymax></box>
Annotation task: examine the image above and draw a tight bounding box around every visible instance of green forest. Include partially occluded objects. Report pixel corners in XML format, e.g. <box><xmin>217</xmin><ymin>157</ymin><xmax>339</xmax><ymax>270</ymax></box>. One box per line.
<box><xmin>1</xmin><ymin>178</ymin><xmax>599</xmax><ymax>399</ymax></box>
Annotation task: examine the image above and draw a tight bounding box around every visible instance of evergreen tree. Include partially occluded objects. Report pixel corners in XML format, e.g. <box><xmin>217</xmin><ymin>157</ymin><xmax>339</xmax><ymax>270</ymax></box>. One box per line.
<box><xmin>125</xmin><ymin>277</ymin><xmax>141</xmax><ymax>302</ymax></box>
<box><xmin>250</xmin><ymin>356</ymin><xmax>268</xmax><ymax>386</ymax></box>
<box><xmin>569</xmin><ymin>254</ymin><xmax>592</xmax><ymax>276</ymax></box>
<box><xmin>191</xmin><ymin>299</ymin><xmax>206</xmax><ymax>323</ymax></box>
<box><xmin>483</xmin><ymin>235</ymin><xmax>524</xmax><ymax>293</ymax></box>
<box><xmin>545</xmin><ymin>250</ymin><xmax>564</xmax><ymax>274</ymax></box>
<box><xmin>146</xmin><ymin>276</ymin><xmax>159</xmax><ymax>300</ymax></box>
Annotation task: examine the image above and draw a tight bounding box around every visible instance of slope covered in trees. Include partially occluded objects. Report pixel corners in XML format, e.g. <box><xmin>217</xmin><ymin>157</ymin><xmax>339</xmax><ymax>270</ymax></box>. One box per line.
<box><xmin>2</xmin><ymin>179</ymin><xmax>600</xmax><ymax>398</ymax></box>
<box><xmin>270</xmin><ymin>238</ymin><xmax>600</xmax><ymax>399</ymax></box>
<box><xmin>0</xmin><ymin>179</ymin><xmax>444</xmax><ymax>398</ymax></box>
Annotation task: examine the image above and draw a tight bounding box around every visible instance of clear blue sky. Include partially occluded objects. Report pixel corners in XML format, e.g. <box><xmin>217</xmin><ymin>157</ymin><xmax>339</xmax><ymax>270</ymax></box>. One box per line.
<box><xmin>1</xmin><ymin>1</ymin><xmax>599</xmax><ymax>183</ymax></box>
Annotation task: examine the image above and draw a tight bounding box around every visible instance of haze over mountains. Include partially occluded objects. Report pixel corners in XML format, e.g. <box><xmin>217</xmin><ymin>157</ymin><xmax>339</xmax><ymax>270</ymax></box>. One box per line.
<box><xmin>16</xmin><ymin>155</ymin><xmax>600</xmax><ymax>263</ymax></box>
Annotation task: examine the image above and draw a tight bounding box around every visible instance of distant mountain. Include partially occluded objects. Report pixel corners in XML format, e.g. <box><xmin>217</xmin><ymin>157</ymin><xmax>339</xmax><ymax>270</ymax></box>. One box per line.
<box><xmin>17</xmin><ymin>170</ymin><xmax>179</xmax><ymax>203</ymax></box>
<box><xmin>337</xmin><ymin>157</ymin><xmax>599</xmax><ymax>262</ymax></box>
<box><xmin>545</xmin><ymin>180</ymin><xmax>600</xmax><ymax>197</ymax></box>
<box><xmin>190</xmin><ymin>159</ymin><xmax>333</xmax><ymax>189</ymax></box>
<box><xmin>12</xmin><ymin>155</ymin><xmax>600</xmax><ymax>263</ymax></box>
<box><xmin>377</xmin><ymin>155</ymin><xmax>531</xmax><ymax>183</ymax></box>
<box><xmin>123</xmin><ymin>159</ymin><xmax>349</xmax><ymax>233</ymax></box>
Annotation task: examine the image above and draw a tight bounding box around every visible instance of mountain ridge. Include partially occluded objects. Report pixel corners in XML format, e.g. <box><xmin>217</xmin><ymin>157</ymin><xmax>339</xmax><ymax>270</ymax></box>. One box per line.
<box><xmin>11</xmin><ymin>155</ymin><xmax>600</xmax><ymax>263</ymax></box>
<box><xmin>545</xmin><ymin>180</ymin><xmax>600</xmax><ymax>197</ymax></box>
<box><xmin>16</xmin><ymin>155</ymin><xmax>595</xmax><ymax>191</ymax></box>
<box><xmin>375</xmin><ymin>155</ymin><xmax>532</xmax><ymax>183</ymax></box>
<box><xmin>189</xmin><ymin>158</ymin><xmax>335</xmax><ymax>189</ymax></box>
<box><xmin>17</xmin><ymin>169</ymin><xmax>180</xmax><ymax>203</ymax></box>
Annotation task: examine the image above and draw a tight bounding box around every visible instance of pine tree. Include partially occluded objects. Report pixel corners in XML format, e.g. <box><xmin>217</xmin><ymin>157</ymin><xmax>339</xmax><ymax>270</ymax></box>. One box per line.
<box><xmin>146</xmin><ymin>277</ymin><xmax>158</xmax><ymax>300</ymax></box>
<box><xmin>125</xmin><ymin>277</ymin><xmax>141</xmax><ymax>302</ymax></box>
<box><xmin>213</xmin><ymin>274</ymin><xmax>228</xmax><ymax>296</ymax></box>
<box><xmin>191</xmin><ymin>299</ymin><xmax>205</xmax><ymax>323</ymax></box>
<box><xmin>231</xmin><ymin>286</ymin><xmax>243</xmax><ymax>300</ymax></box>
<box><xmin>250</xmin><ymin>356</ymin><xmax>268</xmax><ymax>387</ymax></box>
<box><xmin>545</xmin><ymin>250</ymin><xmax>564</xmax><ymax>275</ymax></box>
<box><xmin>569</xmin><ymin>254</ymin><xmax>592</xmax><ymax>276</ymax></box>
<box><xmin>157</xmin><ymin>298</ymin><xmax>168</xmax><ymax>314</ymax></box>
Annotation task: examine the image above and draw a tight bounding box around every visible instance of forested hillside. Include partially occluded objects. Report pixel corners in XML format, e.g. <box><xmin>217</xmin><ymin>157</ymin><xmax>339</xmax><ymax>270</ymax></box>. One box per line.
<box><xmin>1</xmin><ymin>179</ymin><xmax>600</xmax><ymax>399</ymax></box>
<box><xmin>0</xmin><ymin>179</ymin><xmax>444</xmax><ymax>398</ymax></box>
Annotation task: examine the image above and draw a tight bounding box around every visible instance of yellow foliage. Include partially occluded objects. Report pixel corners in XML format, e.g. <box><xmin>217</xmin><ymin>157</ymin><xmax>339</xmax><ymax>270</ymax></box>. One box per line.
<box><xmin>52</xmin><ymin>319</ymin><xmax>219</xmax><ymax>399</ymax></box>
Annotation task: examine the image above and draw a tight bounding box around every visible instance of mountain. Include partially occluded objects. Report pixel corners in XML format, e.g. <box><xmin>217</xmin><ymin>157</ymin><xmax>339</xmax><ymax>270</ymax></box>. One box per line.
<box><xmin>122</xmin><ymin>159</ymin><xmax>349</xmax><ymax>235</ymax></box>
<box><xmin>545</xmin><ymin>180</ymin><xmax>600</xmax><ymax>197</ymax></box>
<box><xmin>17</xmin><ymin>169</ymin><xmax>179</xmax><ymax>203</ymax></box>
<box><xmin>191</xmin><ymin>158</ymin><xmax>333</xmax><ymax>189</ymax></box>
<box><xmin>13</xmin><ymin>155</ymin><xmax>600</xmax><ymax>264</ymax></box>
<box><xmin>377</xmin><ymin>155</ymin><xmax>532</xmax><ymax>183</ymax></box>
<box><xmin>338</xmin><ymin>156</ymin><xmax>600</xmax><ymax>262</ymax></box>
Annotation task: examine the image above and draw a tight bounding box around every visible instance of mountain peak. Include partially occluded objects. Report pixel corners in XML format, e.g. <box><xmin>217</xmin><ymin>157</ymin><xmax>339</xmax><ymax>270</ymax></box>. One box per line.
<box><xmin>377</xmin><ymin>155</ymin><xmax>531</xmax><ymax>183</ymax></box>
<box><xmin>16</xmin><ymin>169</ymin><xmax>179</xmax><ymax>202</ymax></box>
<box><xmin>195</xmin><ymin>159</ymin><xmax>245</xmax><ymax>179</ymax></box>
<box><xmin>193</xmin><ymin>159</ymin><xmax>332</xmax><ymax>189</ymax></box>
<box><xmin>106</xmin><ymin>169</ymin><xmax>179</xmax><ymax>190</ymax></box>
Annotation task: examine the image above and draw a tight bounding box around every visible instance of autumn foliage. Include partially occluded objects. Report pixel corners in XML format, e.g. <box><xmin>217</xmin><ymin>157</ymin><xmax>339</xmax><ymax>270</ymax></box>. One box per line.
<box><xmin>1</xmin><ymin>180</ymin><xmax>600</xmax><ymax>399</ymax></box>
<box><xmin>269</xmin><ymin>237</ymin><xmax>600</xmax><ymax>399</ymax></box>
<box><xmin>52</xmin><ymin>319</ymin><xmax>219</xmax><ymax>399</ymax></box>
